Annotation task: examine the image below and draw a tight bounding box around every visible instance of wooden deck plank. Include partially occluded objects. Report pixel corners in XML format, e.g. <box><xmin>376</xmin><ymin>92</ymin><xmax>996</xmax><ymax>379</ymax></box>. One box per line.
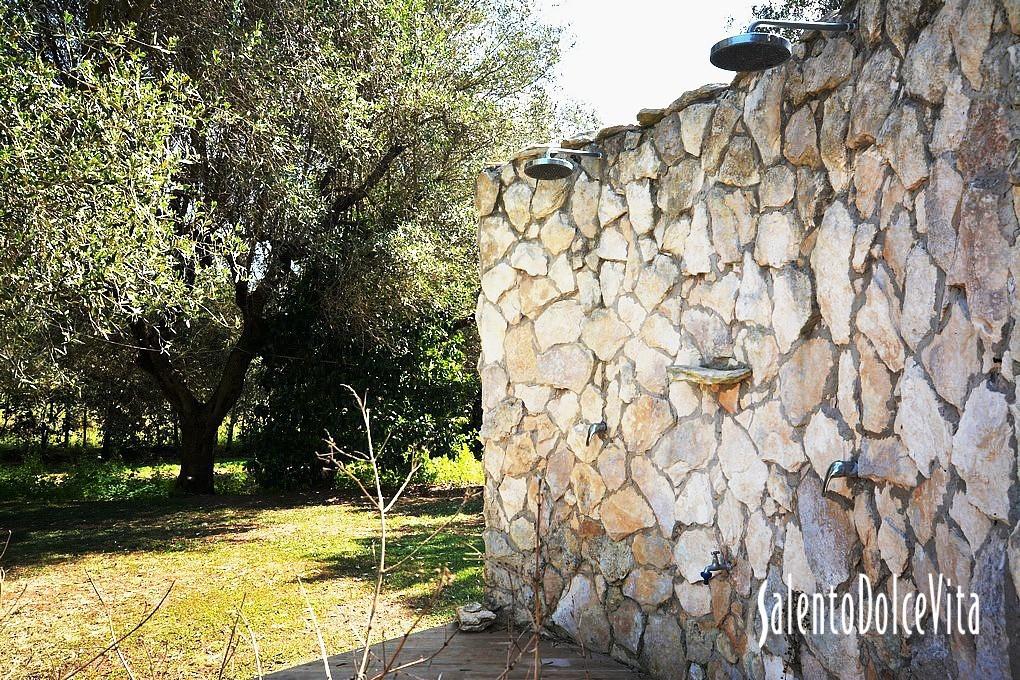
<box><xmin>267</xmin><ymin>622</ymin><xmax>648</xmax><ymax>679</ymax></box>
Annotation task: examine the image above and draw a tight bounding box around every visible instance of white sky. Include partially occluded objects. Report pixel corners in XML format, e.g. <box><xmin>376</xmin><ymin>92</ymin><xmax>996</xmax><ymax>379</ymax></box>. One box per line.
<box><xmin>537</xmin><ymin>0</ymin><xmax>766</xmax><ymax>128</ymax></box>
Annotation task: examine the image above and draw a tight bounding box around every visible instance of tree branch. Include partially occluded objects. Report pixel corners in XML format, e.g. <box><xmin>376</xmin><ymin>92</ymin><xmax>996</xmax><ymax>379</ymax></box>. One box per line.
<box><xmin>324</xmin><ymin>144</ymin><xmax>406</xmax><ymax>228</ymax></box>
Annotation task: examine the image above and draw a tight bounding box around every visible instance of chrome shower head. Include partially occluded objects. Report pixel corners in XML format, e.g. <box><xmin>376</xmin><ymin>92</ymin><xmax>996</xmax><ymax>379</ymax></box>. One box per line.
<box><xmin>523</xmin><ymin>146</ymin><xmax>603</xmax><ymax>181</ymax></box>
<box><xmin>710</xmin><ymin>18</ymin><xmax>855</xmax><ymax>72</ymax></box>
<box><xmin>710</xmin><ymin>32</ymin><xmax>792</xmax><ymax>71</ymax></box>
<box><xmin>524</xmin><ymin>155</ymin><xmax>576</xmax><ymax>181</ymax></box>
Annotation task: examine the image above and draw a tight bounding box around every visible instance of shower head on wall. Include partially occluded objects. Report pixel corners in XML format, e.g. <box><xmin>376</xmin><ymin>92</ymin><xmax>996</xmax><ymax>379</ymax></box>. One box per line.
<box><xmin>710</xmin><ymin>18</ymin><xmax>855</xmax><ymax>72</ymax></box>
<box><xmin>524</xmin><ymin>147</ymin><xmax>603</xmax><ymax>181</ymax></box>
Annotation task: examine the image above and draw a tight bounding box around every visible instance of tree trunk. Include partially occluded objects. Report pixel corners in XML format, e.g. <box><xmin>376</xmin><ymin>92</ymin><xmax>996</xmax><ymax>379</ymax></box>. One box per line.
<box><xmin>177</xmin><ymin>411</ymin><xmax>218</xmax><ymax>493</ymax></box>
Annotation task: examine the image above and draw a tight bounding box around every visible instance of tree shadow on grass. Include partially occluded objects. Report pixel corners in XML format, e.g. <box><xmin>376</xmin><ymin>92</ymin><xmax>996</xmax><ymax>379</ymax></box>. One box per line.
<box><xmin>300</xmin><ymin>496</ymin><xmax>485</xmax><ymax>609</ymax></box>
<box><xmin>0</xmin><ymin>490</ymin><xmax>348</xmax><ymax>572</ymax></box>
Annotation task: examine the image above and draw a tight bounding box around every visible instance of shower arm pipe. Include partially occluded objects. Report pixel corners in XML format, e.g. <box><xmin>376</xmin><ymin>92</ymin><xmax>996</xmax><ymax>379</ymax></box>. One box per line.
<box><xmin>545</xmin><ymin>147</ymin><xmax>604</xmax><ymax>158</ymax></box>
<box><xmin>746</xmin><ymin>19</ymin><xmax>855</xmax><ymax>33</ymax></box>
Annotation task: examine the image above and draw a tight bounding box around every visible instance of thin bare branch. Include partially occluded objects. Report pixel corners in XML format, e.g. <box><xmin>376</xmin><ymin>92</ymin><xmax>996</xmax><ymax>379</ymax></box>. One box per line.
<box><xmin>84</xmin><ymin>570</ymin><xmax>136</xmax><ymax>680</ymax></box>
<box><xmin>239</xmin><ymin>609</ymin><xmax>263</xmax><ymax>680</ymax></box>
<box><xmin>297</xmin><ymin>577</ymin><xmax>332</xmax><ymax>680</ymax></box>
<box><xmin>217</xmin><ymin>592</ymin><xmax>247</xmax><ymax>680</ymax></box>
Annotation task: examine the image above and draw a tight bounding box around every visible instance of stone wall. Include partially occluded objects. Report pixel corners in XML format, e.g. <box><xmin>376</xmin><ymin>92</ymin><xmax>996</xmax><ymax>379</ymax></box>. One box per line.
<box><xmin>475</xmin><ymin>1</ymin><xmax>1020</xmax><ymax>677</ymax></box>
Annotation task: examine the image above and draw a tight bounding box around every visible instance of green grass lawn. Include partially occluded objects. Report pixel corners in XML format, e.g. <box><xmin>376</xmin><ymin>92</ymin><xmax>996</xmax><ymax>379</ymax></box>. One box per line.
<box><xmin>0</xmin><ymin>471</ymin><xmax>483</xmax><ymax>679</ymax></box>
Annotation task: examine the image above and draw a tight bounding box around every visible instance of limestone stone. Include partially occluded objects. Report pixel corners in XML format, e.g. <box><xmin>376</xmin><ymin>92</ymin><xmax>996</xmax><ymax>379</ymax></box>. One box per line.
<box><xmin>784</xmin><ymin>106</ymin><xmax>822</xmax><ymax>168</ymax></box>
<box><xmin>673</xmin><ymin>527</ymin><xmax>719</xmax><ymax>583</ymax></box>
<box><xmin>545</xmin><ymin>447</ymin><xmax>574</xmax><ymax>500</ymax></box>
<box><xmin>476</xmin><ymin>168</ymin><xmax>501</xmax><ymax>217</ymax></box>
<box><xmin>849</xmin><ymin>49</ymin><xmax>900</xmax><ymax>147</ymax></box>
<box><xmin>895</xmin><ymin>360</ymin><xmax>953</xmax><ymax>476</ymax></box>
<box><xmin>798</xmin><ymin>475</ymin><xmax>854</xmax><ymax>591</ymax></box>
<box><xmin>925</xmin><ymin>158</ymin><xmax>964</xmax><ymax>274</ymax></box>
<box><xmin>621</xmin><ymin>395</ymin><xmax>673</xmax><ymax>454</ymax></box>
<box><xmin>811</xmin><ymin>202</ymin><xmax>856</xmax><ymax>344</ymax></box>
<box><xmin>920</xmin><ymin>299</ymin><xmax>981</xmax><ymax>409</ymax></box>
<box><xmin>877</xmin><ymin>104</ymin><xmax>930</xmax><ymax>190</ymax></box>
<box><xmin>477</xmin><ymin>301</ymin><xmax>507</xmax><ymax>365</ymax></box>
<box><xmin>503</xmin><ymin>182</ymin><xmax>533</xmax><ymax>230</ymax></box>
<box><xmin>532</xmin><ymin>178</ymin><xmax>569</xmax><ymax>220</ymax></box>
<box><xmin>638</xmin><ymin>315</ymin><xmax>679</xmax><ymax>356</ymax></box>
<box><xmin>735</xmin><ymin>327</ymin><xmax>781</xmax><ymax>385</ymax></box>
<box><xmin>498</xmin><ymin>474</ymin><xmax>528</xmax><ymax>519</ymax></box>
<box><xmin>794</xmin><ymin>167</ymin><xmax>830</xmax><ymax>229</ymax></box>
<box><xmin>599</xmin><ymin>262</ymin><xmax>624</xmax><ymax>306</ymax></box>
<box><xmin>659</xmin><ymin>216</ymin><xmax>690</xmax><ymax>256</ymax></box>
<box><xmin>766</xmin><ymin>468</ymin><xmax>793</xmax><ymax>514</ymax></box>
<box><xmin>779</xmin><ymin>338</ymin><xmax>835</xmax><ymax>426</ymax></box>
<box><xmin>515</xmin><ymin>385</ymin><xmax>551</xmax><ymax>414</ymax></box>
<box><xmin>803</xmin><ymin>410</ymin><xmax>854</xmax><ymax>485</ymax></box>
<box><xmin>652</xmin><ymin>418</ymin><xmax>717</xmax><ymax>483</ymax></box>
<box><xmin>908</xmin><ymin>463</ymin><xmax>948</xmax><ymax>544</ymax></box>
<box><xmin>598</xmin><ymin>444</ymin><xmax>627</xmax><ymax>491</ymax></box>
<box><xmin>667</xmin><ymin>380</ymin><xmax>699</xmax><ymax>418</ymax></box>
<box><xmin>538</xmin><ymin>213</ymin><xmax>575</xmax><ymax>255</ymax></box>
<box><xmin>759</xmin><ymin>165</ymin><xmax>796</xmax><ymax>209</ymax></box>
<box><xmin>598</xmin><ymin>187</ymin><xmax>627</xmax><ymax>226</ymax></box>
<box><xmin>851</xmin><ymin>223</ymin><xmax>876</xmax><ymax>274</ymax></box>
<box><xmin>754</xmin><ymin>212</ymin><xmax>801</xmax><ymax>268</ymax></box>
<box><xmin>509</xmin><ymin>241</ymin><xmax>548</xmax><ymax>277</ymax></box>
<box><xmin>745</xmin><ymin>510</ymin><xmax>773</xmax><ymax>579</ymax></box>
<box><xmin>859</xmin><ymin>436</ymin><xmax>919</xmax><ymax>488</ymax></box>
<box><xmin>571</xmin><ymin>462</ymin><xmax>606</xmax><ymax>516</ymax></box>
<box><xmin>623</xmin><ymin>568</ymin><xmax>673</xmax><ymax>609</ymax></box>
<box><xmin>932</xmin><ymin>74</ymin><xmax>969</xmax><ymax>154</ymax></box>
<box><xmin>479</xmin><ymin>215</ymin><xmax>517</xmax><ymax>269</ymax></box>
<box><xmin>951</xmin><ymin>0</ymin><xmax>994</xmax><ymax>88</ymax></box>
<box><xmin>820</xmin><ymin>87</ymin><xmax>851</xmax><ymax>192</ymax></box>
<box><xmin>771</xmin><ymin>266</ymin><xmax>812</xmax><ymax>354</ymax></box>
<box><xmin>690</xmin><ymin>272</ymin><xmax>739</xmax><ymax>323</ymax></box>
<box><xmin>683</xmin><ymin>204</ymin><xmax>713</xmax><ymax>274</ymax></box>
<box><xmin>537</xmin><ymin>344</ymin><xmax>593</xmax><ymax>393</ymax></box>
<box><xmin>602</xmin><ymin>487</ymin><xmax>657</xmax><ymax>540</ymax></box>
<box><xmin>949</xmin><ymin>491</ymin><xmax>992</xmax><ymax>553</ymax></box>
<box><xmin>632</xmin><ymin>533</ymin><xmax>672</xmax><ymax>570</ymax></box>
<box><xmin>657</xmin><ymin>158</ymin><xmax>704</xmax><ymax>216</ymax></box>
<box><xmin>652</xmin><ymin>113</ymin><xmax>684</xmax><ymax>165</ymax></box>
<box><xmin>675</xmin><ymin>472</ymin><xmax>715</xmax><ymax>526</ymax></box>
<box><xmin>707</xmin><ymin>188</ymin><xmax>754</xmax><ymax>264</ymax></box>
<box><xmin>718</xmin><ymin>418</ymin><xmax>767</xmax><ymax>509</ymax></box>
<box><xmin>903</xmin><ymin>15</ymin><xmax>955</xmax><ymax>104</ymax></box>
<box><xmin>570</xmin><ymin>175</ymin><xmax>600</xmax><ymax>237</ymax></box>
<box><xmin>631</xmin><ymin>456</ymin><xmax>675</xmax><ymax>536</ymax></box>
<box><xmin>675</xmin><ymin>580</ymin><xmax>712</xmax><ymax>617</ymax></box>
<box><xmin>858</xmin><ymin>335</ymin><xmax>894</xmax><ymax>434</ymax></box>
<box><xmin>518</xmin><ymin>277</ymin><xmax>558</xmax><ymax>317</ymax></box>
<box><xmin>735</xmin><ymin>253</ymin><xmax>772</xmax><ymax>325</ymax></box>
<box><xmin>625</xmin><ymin>180</ymin><xmax>655</xmax><ymax>234</ymax></box>
<box><xmin>481</xmin><ymin>397</ymin><xmax>524</xmax><ymax>442</ymax></box>
<box><xmin>548</xmin><ymin>255</ymin><xmax>576</xmax><ymax>294</ymax></box>
<box><xmin>953</xmin><ymin>184</ymin><xmax>1010</xmax><ymax>343</ymax></box>
<box><xmin>502</xmin><ymin>432</ymin><xmax>542</xmax><ymax>478</ymax></box>
<box><xmin>534</xmin><ymin>300</ymin><xmax>584</xmax><ymax>351</ymax></box>
<box><xmin>934</xmin><ymin>522</ymin><xmax>972</xmax><ymax>596</ymax></box>
<box><xmin>718</xmin><ymin>137</ymin><xmax>761</xmax><ymax>187</ymax></box>
<box><xmin>634</xmin><ymin>255</ymin><xmax>678</xmax><ymax>310</ymax></box>
<box><xmin>680</xmin><ymin>103</ymin><xmax>715</xmax><ymax>157</ymax></box>
<box><xmin>683</xmin><ymin>307</ymin><xmax>732</xmax><ymax>359</ymax></box>
<box><xmin>702</xmin><ymin>101</ymin><xmax>741</xmax><ymax>173</ymax></box>
<box><xmin>743</xmin><ymin>68</ymin><xmax>785</xmax><ymax>166</ymax></box>
<box><xmin>609</xmin><ymin>599</ymin><xmax>643</xmax><ymax>653</ymax></box>
<box><xmin>852</xmin><ymin>147</ymin><xmax>886</xmax><ymax>219</ymax></box>
<box><xmin>952</xmin><ymin>382</ymin><xmax>1013</xmax><ymax>521</ymax></box>
<box><xmin>509</xmin><ymin>516</ymin><xmax>537</xmax><ymax>549</ymax></box>
<box><xmin>800</xmin><ymin>37</ymin><xmax>854</xmax><ymax>99</ymax></box>
<box><xmin>900</xmin><ymin>246</ymin><xmax>939</xmax><ymax>350</ymax></box>
<box><xmin>618</xmin><ymin>296</ymin><xmax>647</xmax><ymax>335</ymax></box>
<box><xmin>876</xmin><ymin>503</ymin><xmax>910</xmax><ymax>575</ymax></box>
<box><xmin>457</xmin><ymin>602</ymin><xmax>497</xmax><ymax>632</ymax></box>
<box><xmin>596</xmin><ymin>225</ymin><xmax>629</xmax><ymax>262</ymax></box>
<box><xmin>641</xmin><ymin>613</ymin><xmax>686</xmax><ymax>680</ymax></box>
<box><xmin>618</xmin><ymin>142</ymin><xmax>663</xmax><ymax>184</ymax></box>
<box><xmin>582</xmin><ymin>309</ymin><xmax>630</xmax><ymax>361</ymax></box>
<box><xmin>745</xmin><ymin>401</ymin><xmax>805</xmax><ymax>472</ymax></box>
<box><xmin>782</xmin><ymin>523</ymin><xmax>816</xmax><ymax>594</ymax></box>
<box><xmin>552</xmin><ymin>575</ymin><xmax>611</xmax><ymax>653</ymax></box>
<box><xmin>857</xmin><ymin>269</ymin><xmax>904</xmax><ymax>372</ymax></box>
<box><xmin>836</xmin><ymin>350</ymin><xmax>859</xmax><ymax>429</ymax></box>
<box><xmin>883</xmin><ymin>210</ymin><xmax>914</xmax><ymax>287</ymax></box>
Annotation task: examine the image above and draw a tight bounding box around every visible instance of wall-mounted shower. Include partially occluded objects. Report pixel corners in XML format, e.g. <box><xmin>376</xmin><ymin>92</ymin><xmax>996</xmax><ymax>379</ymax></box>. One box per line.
<box><xmin>822</xmin><ymin>459</ymin><xmax>859</xmax><ymax>495</ymax></box>
<box><xmin>524</xmin><ymin>147</ymin><xmax>603</xmax><ymax>181</ymax></box>
<box><xmin>710</xmin><ymin>18</ymin><xmax>855</xmax><ymax>72</ymax></box>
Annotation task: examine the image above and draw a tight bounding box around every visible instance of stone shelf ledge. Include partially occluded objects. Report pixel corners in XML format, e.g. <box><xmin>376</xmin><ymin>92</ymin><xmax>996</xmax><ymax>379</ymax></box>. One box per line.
<box><xmin>667</xmin><ymin>363</ymin><xmax>752</xmax><ymax>386</ymax></box>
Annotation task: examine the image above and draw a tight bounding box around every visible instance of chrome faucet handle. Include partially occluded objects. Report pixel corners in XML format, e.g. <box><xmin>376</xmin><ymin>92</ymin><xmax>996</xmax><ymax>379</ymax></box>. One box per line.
<box><xmin>822</xmin><ymin>459</ymin><xmax>859</xmax><ymax>494</ymax></box>
<box><xmin>586</xmin><ymin>421</ymin><xmax>607</xmax><ymax>446</ymax></box>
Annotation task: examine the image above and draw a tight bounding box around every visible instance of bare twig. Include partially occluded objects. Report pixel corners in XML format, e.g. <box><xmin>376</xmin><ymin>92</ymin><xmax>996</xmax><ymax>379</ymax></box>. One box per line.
<box><xmin>62</xmin><ymin>581</ymin><xmax>174</xmax><ymax>679</ymax></box>
<box><xmin>239</xmin><ymin>608</ymin><xmax>263</xmax><ymax>680</ymax></box>
<box><xmin>84</xmin><ymin>570</ymin><xmax>136</xmax><ymax>680</ymax></box>
<box><xmin>298</xmin><ymin>576</ymin><xmax>332</xmax><ymax>680</ymax></box>
<box><xmin>217</xmin><ymin>592</ymin><xmax>247</xmax><ymax>680</ymax></box>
